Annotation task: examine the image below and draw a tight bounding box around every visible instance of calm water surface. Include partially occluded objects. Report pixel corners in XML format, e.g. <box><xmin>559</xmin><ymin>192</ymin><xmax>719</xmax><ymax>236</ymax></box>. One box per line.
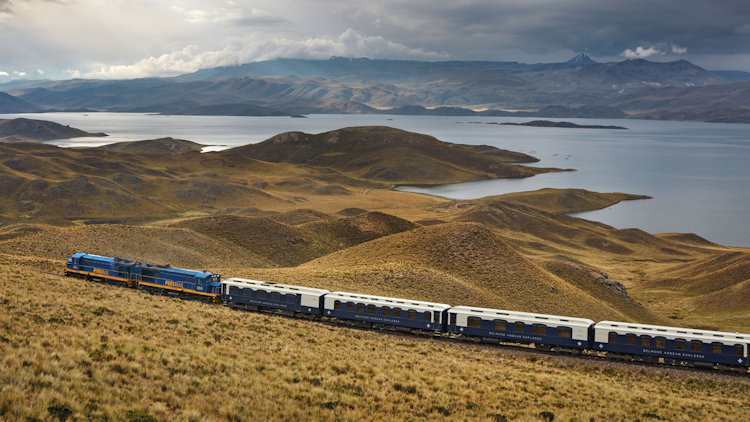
<box><xmin>2</xmin><ymin>112</ymin><xmax>749</xmax><ymax>246</ymax></box>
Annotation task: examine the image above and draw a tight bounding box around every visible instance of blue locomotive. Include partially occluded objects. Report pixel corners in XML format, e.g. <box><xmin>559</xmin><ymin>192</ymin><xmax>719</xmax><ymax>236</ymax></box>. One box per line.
<box><xmin>65</xmin><ymin>253</ymin><xmax>221</xmax><ymax>302</ymax></box>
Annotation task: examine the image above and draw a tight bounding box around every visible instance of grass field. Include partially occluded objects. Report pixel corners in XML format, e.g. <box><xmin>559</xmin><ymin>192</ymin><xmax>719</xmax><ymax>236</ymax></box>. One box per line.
<box><xmin>1</xmin><ymin>262</ymin><xmax>748</xmax><ymax>421</ymax></box>
<box><xmin>2</xmin><ymin>129</ymin><xmax>750</xmax><ymax>420</ymax></box>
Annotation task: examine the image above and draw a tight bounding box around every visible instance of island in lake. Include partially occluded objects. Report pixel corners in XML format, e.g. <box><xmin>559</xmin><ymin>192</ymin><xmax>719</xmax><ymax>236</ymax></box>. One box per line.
<box><xmin>496</xmin><ymin>120</ymin><xmax>627</xmax><ymax>129</ymax></box>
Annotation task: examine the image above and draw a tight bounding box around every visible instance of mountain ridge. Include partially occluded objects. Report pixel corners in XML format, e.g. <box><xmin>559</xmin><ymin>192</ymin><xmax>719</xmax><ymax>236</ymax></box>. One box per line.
<box><xmin>2</xmin><ymin>55</ymin><xmax>747</xmax><ymax>122</ymax></box>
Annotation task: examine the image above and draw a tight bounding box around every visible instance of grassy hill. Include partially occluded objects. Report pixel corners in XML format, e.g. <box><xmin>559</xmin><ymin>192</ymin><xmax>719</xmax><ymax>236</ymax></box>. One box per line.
<box><xmin>221</xmin><ymin>126</ymin><xmax>563</xmax><ymax>184</ymax></box>
<box><xmin>0</xmin><ymin>118</ymin><xmax>106</xmax><ymax>143</ymax></box>
<box><xmin>223</xmin><ymin>222</ymin><xmax>655</xmax><ymax>323</ymax></box>
<box><xmin>448</xmin><ymin>188</ymin><xmax>651</xmax><ymax>214</ymax></box>
<box><xmin>1</xmin><ymin>127</ymin><xmax>562</xmax><ymax>222</ymax></box>
<box><xmin>1</xmin><ymin>260</ymin><xmax>748</xmax><ymax>421</ymax></box>
<box><xmin>92</xmin><ymin>137</ymin><xmax>204</xmax><ymax>154</ymax></box>
<box><xmin>171</xmin><ymin>211</ymin><xmax>417</xmax><ymax>267</ymax></box>
<box><xmin>1</xmin><ymin>125</ymin><xmax>750</xmax><ymax>418</ymax></box>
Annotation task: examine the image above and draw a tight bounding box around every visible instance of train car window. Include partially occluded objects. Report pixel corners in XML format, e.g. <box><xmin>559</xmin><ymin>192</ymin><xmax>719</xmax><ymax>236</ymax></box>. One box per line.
<box><xmin>450</xmin><ymin>314</ymin><xmax>457</xmax><ymax>325</ymax></box>
<box><xmin>640</xmin><ymin>336</ymin><xmax>651</xmax><ymax>347</ymax></box>
<box><xmin>433</xmin><ymin>312</ymin><xmax>440</xmax><ymax>323</ymax></box>
<box><xmin>515</xmin><ymin>322</ymin><xmax>524</xmax><ymax>332</ymax></box>
<box><xmin>424</xmin><ymin>312</ymin><xmax>431</xmax><ymax>322</ymax></box>
<box><xmin>608</xmin><ymin>332</ymin><xmax>618</xmax><ymax>343</ymax></box>
<box><xmin>334</xmin><ymin>301</ymin><xmax>340</xmax><ymax>310</ymax></box>
<box><xmin>691</xmin><ymin>341</ymin><xmax>702</xmax><ymax>352</ymax></box>
<box><xmin>381</xmin><ymin>307</ymin><xmax>390</xmax><ymax>316</ymax></box>
<box><xmin>367</xmin><ymin>305</ymin><xmax>375</xmax><ymax>314</ymax></box>
<box><xmin>655</xmin><ymin>338</ymin><xmax>666</xmax><ymax>348</ymax></box>
<box><xmin>712</xmin><ymin>343</ymin><xmax>723</xmax><ymax>354</ymax></box>
<box><xmin>557</xmin><ymin>327</ymin><xmax>572</xmax><ymax>338</ymax></box>
<box><xmin>346</xmin><ymin>303</ymin><xmax>354</xmax><ymax>312</ymax></box>
<box><xmin>735</xmin><ymin>345</ymin><xmax>744</xmax><ymax>356</ymax></box>
<box><xmin>675</xmin><ymin>339</ymin><xmax>686</xmax><ymax>350</ymax></box>
<box><xmin>394</xmin><ymin>309</ymin><xmax>401</xmax><ymax>318</ymax></box>
<box><xmin>357</xmin><ymin>304</ymin><xmax>365</xmax><ymax>313</ymax></box>
<box><xmin>626</xmin><ymin>334</ymin><xmax>637</xmax><ymax>345</ymax></box>
<box><xmin>408</xmin><ymin>310</ymin><xmax>416</xmax><ymax>320</ymax></box>
<box><xmin>467</xmin><ymin>317</ymin><xmax>482</xmax><ymax>328</ymax></box>
<box><xmin>494</xmin><ymin>321</ymin><xmax>507</xmax><ymax>331</ymax></box>
<box><xmin>533</xmin><ymin>325</ymin><xmax>546</xmax><ymax>335</ymax></box>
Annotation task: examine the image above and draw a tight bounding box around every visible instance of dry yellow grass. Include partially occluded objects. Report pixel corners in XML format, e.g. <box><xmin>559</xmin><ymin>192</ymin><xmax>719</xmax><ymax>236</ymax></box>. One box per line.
<box><xmin>1</xmin><ymin>261</ymin><xmax>748</xmax><ymax>421</ymax></box>
<box><xmin>3</xmin><ymin>128</ymin><xmax>750</xmax><ymax>420</ymax></box>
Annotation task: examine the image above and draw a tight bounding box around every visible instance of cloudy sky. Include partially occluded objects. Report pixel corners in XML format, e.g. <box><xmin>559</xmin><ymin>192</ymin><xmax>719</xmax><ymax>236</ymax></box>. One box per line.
<box><xmin>1</xmin><ymin>0</ymin><xmax>749</xmax><ymax>80</ymax></box>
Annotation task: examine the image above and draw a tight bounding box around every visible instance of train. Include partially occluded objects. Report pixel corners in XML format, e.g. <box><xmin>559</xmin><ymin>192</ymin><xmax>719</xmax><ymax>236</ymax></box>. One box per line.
<box><xmin>65</xmin><ymin>252</ymin><xmax>750</xmax><ymax>371</ymax></box>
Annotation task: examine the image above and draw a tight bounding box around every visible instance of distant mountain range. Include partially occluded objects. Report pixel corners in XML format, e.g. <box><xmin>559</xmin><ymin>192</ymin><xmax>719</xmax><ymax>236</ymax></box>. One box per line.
<box><xmin>1</xmin><ymin>55</ymin><xmax>750</xmax><ymax>122</ymax></box>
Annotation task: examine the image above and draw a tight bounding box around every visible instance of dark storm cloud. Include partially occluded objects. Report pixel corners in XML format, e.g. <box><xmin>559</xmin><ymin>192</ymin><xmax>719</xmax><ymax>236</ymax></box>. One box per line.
<box><xmin>379</xmin><ymin>0</ymin><xmax>750</xmax><ymax>58</ymax></box>
<box><xmin>2</xmin><ymin>0</ymin><xmax>750</xmax><ymax>79</ymax></box>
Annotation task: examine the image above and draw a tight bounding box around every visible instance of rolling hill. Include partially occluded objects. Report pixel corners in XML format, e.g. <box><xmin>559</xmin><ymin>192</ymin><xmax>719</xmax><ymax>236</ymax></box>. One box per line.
<box><xmin>93</xmin><ymin>137</ymin><xmax>204</xmax><ymax>154</ymax></box>
<box><xmin>0</xmin><ymin>126</ymin><xmax>559</xmax><ymax>221</ymax></box>
<box><xmin>0</xmin><ymin>118</ymin><xmax>106</xmax><ymax>143</ymax></box>
<box><xmin>221</xmin><ymin>126</ymin><xmax>561</xmax><ymax>184</ymax></box>
<box><xmin>237</xmin><ymin>222</ymin><xmax>655</xmax><ymax>322</ymax></box>
<box><xmin>171</xmin><ymin>211</ymin><xmax>418</xmax><ymax>267</ymax></box>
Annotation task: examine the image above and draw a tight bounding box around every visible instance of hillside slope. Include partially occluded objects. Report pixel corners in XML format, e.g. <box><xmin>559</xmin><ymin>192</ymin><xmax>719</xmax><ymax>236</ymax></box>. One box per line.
<box><xmin>0</xmin><ymin>118</ymin><xmax>106</xmax><ymax>143</ymax></box>
<box><xmin>239</xmin><ymin>223</ymin><xmax>633</xmax><ymax>321</ymax></box>
<box><xmin>608</xmin><ymin>80</ymin><xmax>750</xmax><ymax>122</ymax></box>
<box><xmin>0</xmin><ymin>92</ymin><xmax>37</xmax><ymax>113</ymax></box>
<box><xmin>222</xmin><ymin>126</ymin><xmax>562</xmax><ymax>184</ymax></box>
<box><xmin>93</xmin><ymin>137</ymin><xmax>204</xmax><ymax>154</ymax></box>
<box><xmin>171</xmin><ymin>211</ymin><xmax>417</xmax><ymax>267</ymax></box>
<box><xmin>2</xmin><ymin>262</ymin><xmax>747</xmax><ymax>421</ymax></box>
<box><xmin>0</xmin><ymin>224</ymin><xmax>273</xmax><ymax>269</ymax></box>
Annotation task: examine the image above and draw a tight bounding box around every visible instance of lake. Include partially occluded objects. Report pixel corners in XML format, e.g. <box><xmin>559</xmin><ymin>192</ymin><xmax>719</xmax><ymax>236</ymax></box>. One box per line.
<box><xmin>2</xmin><ymin>112</ymin><xmax>749</xmax><ymax>247</ymax></box>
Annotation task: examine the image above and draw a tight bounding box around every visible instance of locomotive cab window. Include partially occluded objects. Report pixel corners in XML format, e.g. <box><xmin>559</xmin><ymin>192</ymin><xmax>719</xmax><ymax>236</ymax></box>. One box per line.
<box><xmin>557</xmin><ymin>327</ymin><xmax>572</xmax><ymax>338</ymax></box>
<box><xmin>494</xmin><ymin>320</ymin><xmax>507</xmax><ymax>331</ymax></box>
<box><xmin>467</xmin><ymin>317</ymin><xmax>482</xmax><ymax>328</ymax></box>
